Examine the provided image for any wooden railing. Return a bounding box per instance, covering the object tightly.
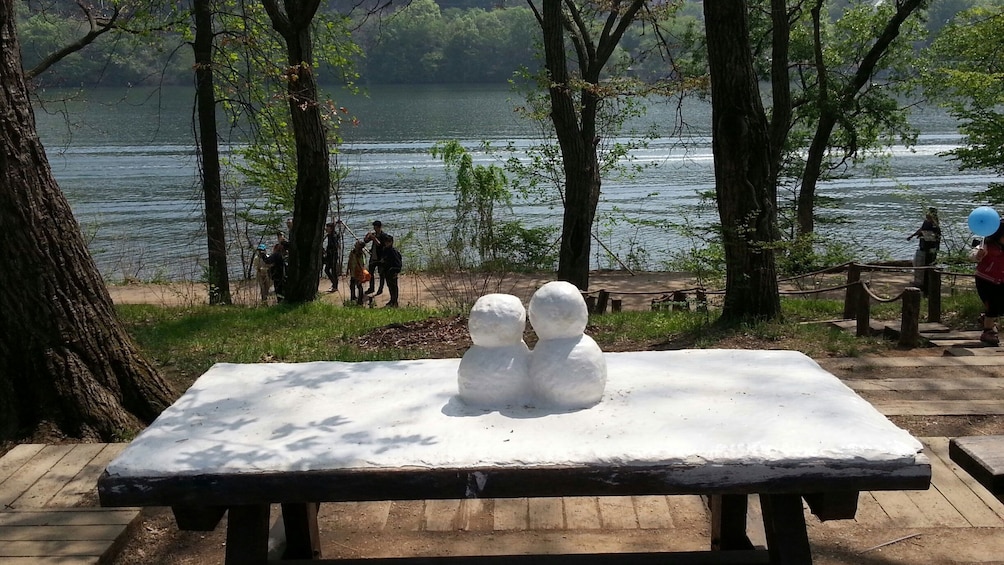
[582,261,968,348]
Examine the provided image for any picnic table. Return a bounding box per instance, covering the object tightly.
[98,349,931,564]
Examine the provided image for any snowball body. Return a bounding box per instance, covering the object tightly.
[457,343,531,407]
[529,335,606,409]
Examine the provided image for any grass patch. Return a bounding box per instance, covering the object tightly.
[118,302,445,391]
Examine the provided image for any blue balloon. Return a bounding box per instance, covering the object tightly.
[969,206,1001,237]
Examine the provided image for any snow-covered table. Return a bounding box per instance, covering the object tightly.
[98,350,930,564]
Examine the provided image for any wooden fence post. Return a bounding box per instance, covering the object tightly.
[672,290,687,312]
[611,299,622,312]
[927,270,942,323]
[596,290,609,315]
[585,295,596,313]
[900,287,922,348]
[844,264,861,320]
[696,290,707,312]
[856,281,871,337]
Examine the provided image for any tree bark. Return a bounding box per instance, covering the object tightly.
[535,0,644,291]
[194,0,232,305]
[0,0,174,440]
[704,0,781,323]
[262,0,329,304]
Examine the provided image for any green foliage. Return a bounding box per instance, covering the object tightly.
[923,5,1004,204]
[431,140,557,273]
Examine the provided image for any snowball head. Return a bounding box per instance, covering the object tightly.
[529,335,606,409]
[528,281,589,339]
[458,343,531,408]
[468,294,527,347]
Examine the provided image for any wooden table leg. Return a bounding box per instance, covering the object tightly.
[710,494,754,550]
[225,505,271,565]
[281,502,322,559]
[759,494,812,564]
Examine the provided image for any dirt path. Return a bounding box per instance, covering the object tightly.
[106,269,930,310]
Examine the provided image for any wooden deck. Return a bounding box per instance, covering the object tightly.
[4,354,1004,563]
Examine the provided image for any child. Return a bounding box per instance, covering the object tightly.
[347,240,368,305]
[252,243,272,304]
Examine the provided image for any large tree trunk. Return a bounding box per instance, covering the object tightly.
[194,0,231,305]
[541,0,599,291]
[704,0,781,324]
[263,0,329,304]
[0,0,174,441]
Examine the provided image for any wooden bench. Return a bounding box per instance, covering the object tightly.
[950,436,1004,502]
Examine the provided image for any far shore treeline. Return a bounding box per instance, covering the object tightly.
[16,0,962,89]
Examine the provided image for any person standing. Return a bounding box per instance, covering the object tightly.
[974,219,1004,346]
[382,235,403,307]
[365,220,390,296]
[252,243,272,304]
[347,240,368,306]
[907,207,941,289]
[265,243,286,303]
[322,222,340,293]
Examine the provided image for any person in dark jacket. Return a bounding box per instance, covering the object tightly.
[382,235,403,307]
[322,222,340,292]
[265,243,286,303]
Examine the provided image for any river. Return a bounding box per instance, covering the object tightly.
[32,84,990,282]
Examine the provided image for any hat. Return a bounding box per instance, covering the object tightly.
[257,243,267,251]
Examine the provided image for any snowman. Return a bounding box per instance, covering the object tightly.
[457,293,532,408]
[527,281,606,409]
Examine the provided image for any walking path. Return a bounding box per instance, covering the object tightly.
[3,354,1004,564]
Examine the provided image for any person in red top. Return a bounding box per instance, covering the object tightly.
[974,219,1004,345]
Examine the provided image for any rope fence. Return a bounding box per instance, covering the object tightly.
[581,261,966,347]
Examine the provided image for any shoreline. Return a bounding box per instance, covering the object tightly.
[104,269,930,310]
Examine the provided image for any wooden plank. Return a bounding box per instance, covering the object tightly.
[0,539,111,557]
[424,499,462,531]
[597,496,638,529]
[870,490,929,527]
[324,501,392,532]
[0,523,125,541]
[901,481,967,526]
[945,347,1004,357]
[666,495,709,530]
[927,437,1004,522]
[562,497,600,530]
[870,400,1004,416]
[0,445,45,485]
[0,558,97,565]
[921,438,1004,527]
[384,500,424,532]
[492,497,527,531]
[0,445,74,510]
[51,444,127,508]
[846,377,1004,392]
[457,499,491,532]
[853,492,890,527]
[0,509,138,527]
[818,356,1004,369]
[14,444,106,509]
[634,495,673,530]
[527,497,564,530]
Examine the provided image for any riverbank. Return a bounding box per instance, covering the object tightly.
[106,268,932,310]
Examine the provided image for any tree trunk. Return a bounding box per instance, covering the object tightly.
[703,0,781,323]
[795,0,925,236]
[263,0,329,304]
[194,0,231,305]
[0,0,174,441]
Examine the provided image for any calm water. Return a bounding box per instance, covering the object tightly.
[33,84,988,281]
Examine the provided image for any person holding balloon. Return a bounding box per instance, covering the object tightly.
[969,206,1004,346]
